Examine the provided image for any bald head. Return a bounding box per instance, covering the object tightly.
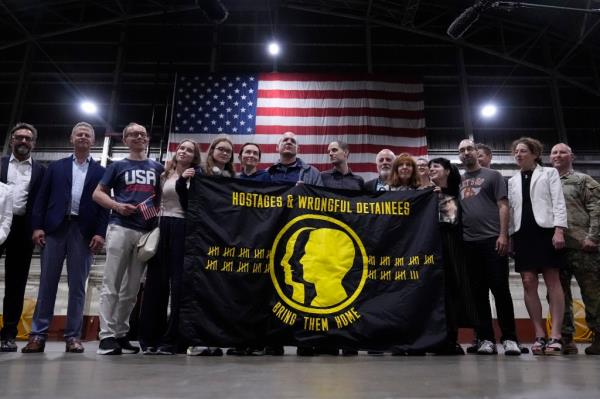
[375,149,395,179]
[278,131,298,163]
[550,142,574,174]
[458,139,479,171]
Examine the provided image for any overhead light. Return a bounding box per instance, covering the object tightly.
[80,100,98,115]
[267,41,280,56]
[480,103,498,119]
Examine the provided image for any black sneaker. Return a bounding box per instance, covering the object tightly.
[226,347,247,356]
[265,345,284,356]
[434,342,465,356]
[296,346,316,356]
[315,346,339,356]
[466,339,479,354]
[116,337,140,354]
[519,344,530,354]
[392,349,426,356]
[342,348,358,356]
[97,337,122,355]
[142,346,158,355]
[247,347,266,356]
[156,345,176,355]
[1,339,18,352]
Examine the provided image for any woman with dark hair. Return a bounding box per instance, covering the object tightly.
[428,157,477,355]
[139,139,202,355]
[205,135,235,177]
[385,153,419,191]
[509,137,567,355]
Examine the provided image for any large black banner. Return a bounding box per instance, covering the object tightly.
[180,176,446,352]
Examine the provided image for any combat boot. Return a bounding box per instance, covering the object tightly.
[562,335,578,355]
[584,330,600,355]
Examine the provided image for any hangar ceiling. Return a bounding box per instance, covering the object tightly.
[1,0,599,159]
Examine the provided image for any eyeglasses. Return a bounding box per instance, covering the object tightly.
[215,146,232,155]
[126,131,148,138]
[13,135,33,142]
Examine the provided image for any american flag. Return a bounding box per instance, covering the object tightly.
[170,73,427,179]
[137,194,159,221]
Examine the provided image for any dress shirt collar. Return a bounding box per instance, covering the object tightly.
[9,154,32,165]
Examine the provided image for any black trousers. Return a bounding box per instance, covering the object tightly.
[465,237,518,342]
[0,215,35,340]
[139,217,185,348]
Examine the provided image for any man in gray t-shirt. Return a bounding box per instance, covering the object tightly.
[458,139,521,356]
[461,167,506,241]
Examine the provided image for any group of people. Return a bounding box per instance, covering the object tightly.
[0,121,598,358]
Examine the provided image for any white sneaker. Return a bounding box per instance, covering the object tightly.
[502,339,521,356]
[477,340,497,355]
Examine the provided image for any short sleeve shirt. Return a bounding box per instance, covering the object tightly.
[100,158,164,231]
[459,167,507,241]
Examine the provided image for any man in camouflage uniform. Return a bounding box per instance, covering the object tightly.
[551,143,600,355]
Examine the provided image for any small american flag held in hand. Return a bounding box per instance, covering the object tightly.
[138,194,159,220]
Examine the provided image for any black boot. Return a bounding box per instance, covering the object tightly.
[585,330,600,355]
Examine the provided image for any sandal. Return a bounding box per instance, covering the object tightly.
[532,337,546,356]
[545,338,563,356]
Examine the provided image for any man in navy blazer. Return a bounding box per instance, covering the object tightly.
[0,122,46,352]
[21,122,108,353]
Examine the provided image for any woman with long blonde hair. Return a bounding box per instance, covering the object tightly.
[139,139,201,355]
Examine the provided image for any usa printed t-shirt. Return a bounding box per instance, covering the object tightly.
[100,158,164,232]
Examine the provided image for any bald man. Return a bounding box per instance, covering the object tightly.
[364,149,395,192]
[268,131,322,186]
[550,143,600,355]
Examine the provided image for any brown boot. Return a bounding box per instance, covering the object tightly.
[562,335,578,355]
[584,330,600,355]
[21,337,45,353]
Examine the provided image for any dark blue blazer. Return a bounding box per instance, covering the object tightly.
[1,155,46,233]
[31,155,109,241]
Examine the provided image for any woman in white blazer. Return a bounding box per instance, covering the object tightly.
[508,137,567,356]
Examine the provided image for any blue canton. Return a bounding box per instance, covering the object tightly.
[173,75,259,134]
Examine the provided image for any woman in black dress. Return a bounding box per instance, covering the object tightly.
[429,157,477,355]
[508,137,568,355]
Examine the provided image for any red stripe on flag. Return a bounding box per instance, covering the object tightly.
[256,107,424,119]
[254,125,425,137]
[258,89,423,101]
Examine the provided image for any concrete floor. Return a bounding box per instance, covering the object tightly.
[0,342,599,399]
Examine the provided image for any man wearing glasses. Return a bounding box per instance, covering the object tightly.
[0,122,46,352]
[93,122,164,355]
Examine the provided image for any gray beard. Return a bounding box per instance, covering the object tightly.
[14,144,30,157]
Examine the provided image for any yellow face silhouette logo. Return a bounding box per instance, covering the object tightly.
[271,214,368,314]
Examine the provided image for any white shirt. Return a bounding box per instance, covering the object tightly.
[160,173,185,218]
[6,154,32,216]
[71,155,91,216]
